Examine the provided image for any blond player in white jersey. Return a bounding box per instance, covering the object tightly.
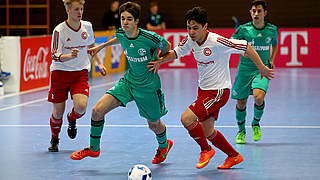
[148,7,274,169]
[48,0,107,152]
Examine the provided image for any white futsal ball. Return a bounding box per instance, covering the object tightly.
[128,164,152,180]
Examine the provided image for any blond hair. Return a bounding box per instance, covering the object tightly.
[62,0,85,9]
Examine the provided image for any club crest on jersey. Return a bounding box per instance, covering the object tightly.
[203,48,212,56]
[265,37,271,44]
[81,32,88,40]
[138,48,147,56]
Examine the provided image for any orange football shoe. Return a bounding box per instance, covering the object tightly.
[70,147,100,160]
[196,146,216,169]
[217,153,244,169]
[152,139,173,164]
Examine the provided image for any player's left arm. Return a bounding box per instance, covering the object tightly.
[269,44,278,69]
[88,43,107,76]
[269,28,279,69]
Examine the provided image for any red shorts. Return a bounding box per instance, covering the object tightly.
[189,88,230,122]
[48,70,89,103]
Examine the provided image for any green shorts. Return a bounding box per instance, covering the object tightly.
[107,78,167,122]
[231,68,269,100]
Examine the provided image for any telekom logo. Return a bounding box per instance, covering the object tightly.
[280,31,308,66]
[23,47,49,81]
[163,32,188,67]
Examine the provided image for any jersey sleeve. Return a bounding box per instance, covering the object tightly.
[151,32,169,52]
[173,35,192,58]
[231,26,244,40]
[216,35,248,54]
[87,22,95,45]
[51,28,63,62]
[272,27,279,46]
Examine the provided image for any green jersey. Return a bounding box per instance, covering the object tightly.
[116,28,168,91]
[232,22,278,68]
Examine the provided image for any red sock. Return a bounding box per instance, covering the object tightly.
[186,121,210,151]
[68,108,84,122]
[207,129,238,157]
[50,114,62,139]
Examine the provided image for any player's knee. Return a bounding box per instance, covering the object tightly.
[75,104,87,114]
[254,96,264,105]
[53,112,64,119]
[91,106,104,120]
[237,100,247,110]
[181,113,192,127]
[148,121,159,132]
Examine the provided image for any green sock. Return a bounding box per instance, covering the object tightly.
[90,119,105,152]
[236,106,246,133]
[252,102,265,126]
[156,128,168,149]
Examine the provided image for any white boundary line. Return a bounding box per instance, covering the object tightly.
[0,124,319,128]
[0,81,117,112]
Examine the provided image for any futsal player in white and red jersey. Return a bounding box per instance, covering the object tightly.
[48,0,107,152]
[148,7,274,169]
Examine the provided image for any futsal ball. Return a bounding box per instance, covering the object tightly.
[128,164,152,180]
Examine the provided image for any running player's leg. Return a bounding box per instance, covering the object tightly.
[181,109,214,169]
[70,78,131,160]
[199,89,243,169]
[48,70,70,152]
[67,70,90,139]
[67,94,88,139]
[236,98,248,144]
[251,74,269,141]
[148,119,173,164]
[232,69,252,144]
[202,118,243,169]
[252,88,266,141]
[133,88,172,164]
[48,102,66,152]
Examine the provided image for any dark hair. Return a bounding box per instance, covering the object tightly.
[119,1,141,20]
[185,7,208,26]
[251,0,267,11]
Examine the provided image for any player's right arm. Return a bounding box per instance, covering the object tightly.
[51,29,79,62]
[87,37,120,57]
[244,44,274,80]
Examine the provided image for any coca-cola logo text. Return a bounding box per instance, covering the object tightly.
[23,47,49,82]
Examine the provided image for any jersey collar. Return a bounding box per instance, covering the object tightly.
[126,28,141,40]
[65,20,81,32]
[196,30,209,46]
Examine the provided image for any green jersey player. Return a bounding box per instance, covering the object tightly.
[231,0,278,144]
[70,2,173,164]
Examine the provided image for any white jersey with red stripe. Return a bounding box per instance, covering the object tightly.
[50,20,94,72]
[174,31,248,90]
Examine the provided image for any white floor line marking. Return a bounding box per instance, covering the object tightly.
[0,81,117,112]
[0,124,319,128]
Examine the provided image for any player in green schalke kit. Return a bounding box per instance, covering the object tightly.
[231,0,278,144]
[70,2,173,164]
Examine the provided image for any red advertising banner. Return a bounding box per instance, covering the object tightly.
[155,28,320,68]
[20,36,52,92]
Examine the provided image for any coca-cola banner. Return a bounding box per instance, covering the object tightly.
[20,36,51,92]
[154,28,320,68]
